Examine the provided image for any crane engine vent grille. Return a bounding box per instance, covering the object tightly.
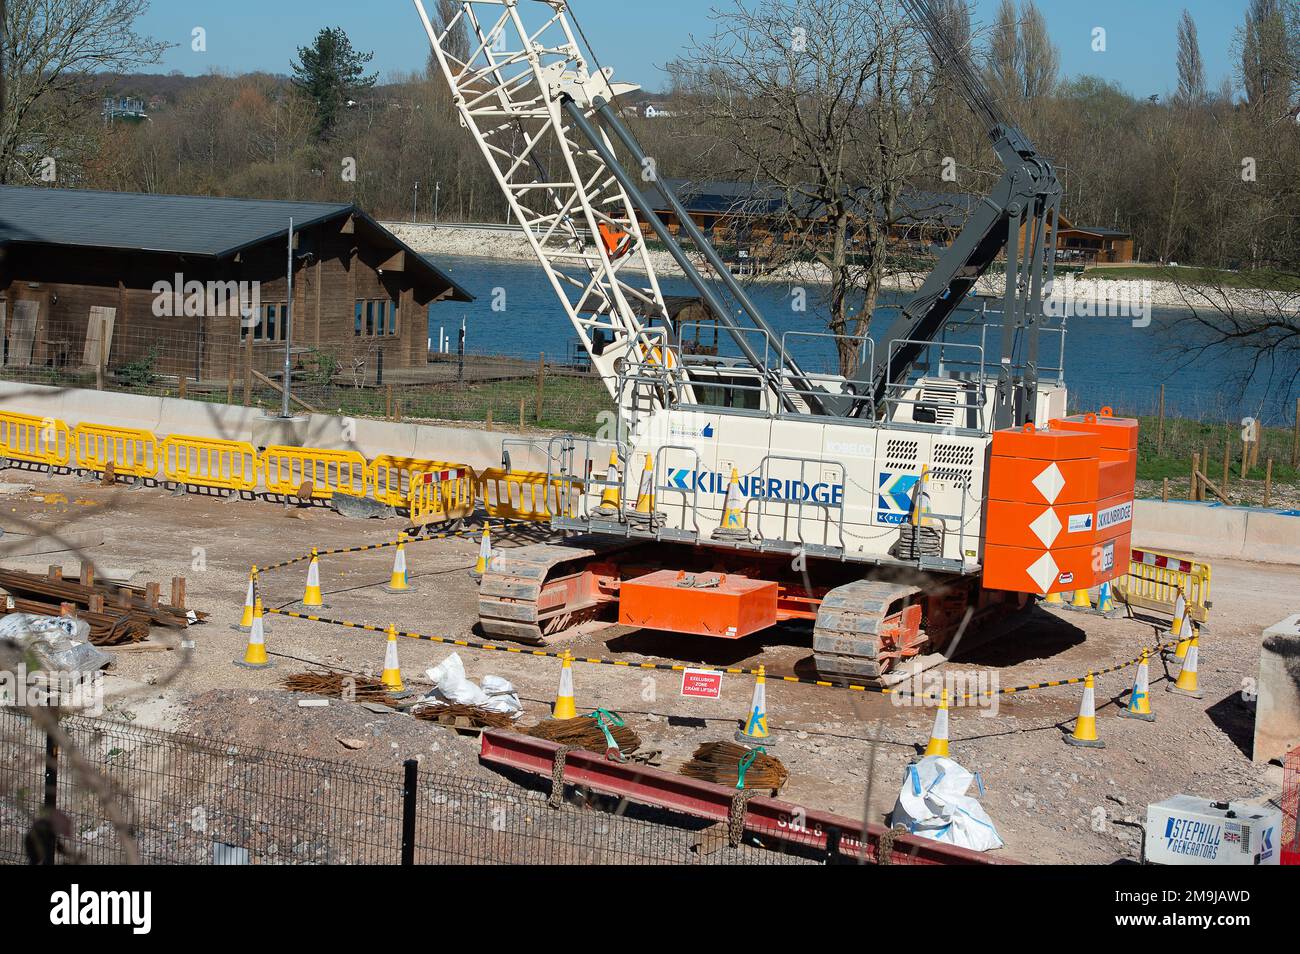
[886,438,920,472]
[919,383,963,426]
[931,443,975,488]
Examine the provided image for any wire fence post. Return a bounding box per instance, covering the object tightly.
[401,758,418,865]
[42,729,59,865]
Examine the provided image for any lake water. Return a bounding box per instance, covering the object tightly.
[426,254,1298,425]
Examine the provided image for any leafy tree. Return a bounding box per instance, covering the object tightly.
[290,26,377,140]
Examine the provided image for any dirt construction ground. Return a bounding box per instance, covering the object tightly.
[2,470,1293,864]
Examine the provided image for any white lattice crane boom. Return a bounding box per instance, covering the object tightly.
[415,0,677,401]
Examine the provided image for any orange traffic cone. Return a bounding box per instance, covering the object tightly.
[1168,632,1203,699]
[385,533,410,591]
[234,566,257,631]
[1064,672,1104,747]
[735,666,772,746]
[470,526,492,580]
[594,448,622,517]
[712,467,751,541]
[552,651,577,720]
[380,623,404,692]
[634,453,654,514]
[1169,585,1189,654]
[923,688,950,757]
[302,548,325,608]
[235,598,271,669]
[1118,650,1155,721]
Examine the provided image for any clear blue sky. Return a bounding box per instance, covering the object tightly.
[140,1,1249,98]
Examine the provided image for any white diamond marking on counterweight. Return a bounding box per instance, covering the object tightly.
[1027,551,1059,594]
[1032,462,1066,504]
[1029,507,1062,547]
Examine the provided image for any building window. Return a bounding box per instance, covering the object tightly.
[355,299,398,337]
[241,303,289,342]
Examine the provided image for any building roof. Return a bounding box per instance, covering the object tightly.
[0,185,473,301]
[1062,224,1131,238]
[643,178,978,230]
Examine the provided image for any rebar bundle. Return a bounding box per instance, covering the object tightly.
[679,742,789,793]
[281,670,402,707]
[413,704,514,730]
[527,715,641,755]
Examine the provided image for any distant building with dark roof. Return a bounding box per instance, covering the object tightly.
[0,186,471,383]
[640,178,1134,265]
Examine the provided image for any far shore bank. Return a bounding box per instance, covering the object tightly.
[389,221,1293,315]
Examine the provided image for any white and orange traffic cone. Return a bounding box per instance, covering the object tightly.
[302,548,325,608]
[470,526,492,580]
[385,533,410,592]
[380,623,404,692]
[552,651,577,720]
[234,566,257,631]
[1168,632,1203,699]
[235,598,271,669]
[923,688,951,757]
[593,448,622,517]
[1118,650,1155,721]
[735,665,773,746]
[1064,672,1104,747]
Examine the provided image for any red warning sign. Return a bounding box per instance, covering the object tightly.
[681,668,723,699]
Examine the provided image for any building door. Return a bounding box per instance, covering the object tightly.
[83,306,117,369]
[6,300,39,367]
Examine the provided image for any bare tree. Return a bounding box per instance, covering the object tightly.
[1176,10,1206,105]
[666,0,937,376]
[1240,0,1296,111]
[426,0,470,81]
[0,0,167,184]
[1017,0,1058,99]
[986,0,1020,106]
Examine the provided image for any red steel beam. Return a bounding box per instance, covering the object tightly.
[479,730,1013,865]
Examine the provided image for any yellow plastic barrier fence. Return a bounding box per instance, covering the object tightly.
[371,455,476,509]
[1114,547,1212,624]
[0,411,71,467]
[261,446,368,500]
[73,423,158,478]
[160,435,260,492]
[408,465,477,527]
[478,468,583,523]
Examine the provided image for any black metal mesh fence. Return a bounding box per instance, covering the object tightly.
[0,709,815,866]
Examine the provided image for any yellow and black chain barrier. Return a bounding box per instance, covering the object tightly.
[254,525,1179,703]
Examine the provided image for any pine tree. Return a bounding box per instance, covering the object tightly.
[291,27,378,140]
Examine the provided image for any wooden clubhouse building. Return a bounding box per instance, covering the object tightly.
[0,186,472,383]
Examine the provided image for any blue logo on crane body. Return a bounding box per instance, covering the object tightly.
[877,472,919,525]
[664,468,843,506]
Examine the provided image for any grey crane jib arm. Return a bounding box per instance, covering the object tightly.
[870,126,1060,417]
[870,0,1064,428]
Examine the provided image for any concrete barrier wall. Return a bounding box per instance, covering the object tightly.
[1134,499,1300,566]
[7,382,1297,563]
[0,381,555,473]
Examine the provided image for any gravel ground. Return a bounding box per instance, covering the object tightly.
[2,468,1293,864]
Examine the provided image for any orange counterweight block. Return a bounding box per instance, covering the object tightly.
[983,409,1138,597]
[619,570,779,638]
